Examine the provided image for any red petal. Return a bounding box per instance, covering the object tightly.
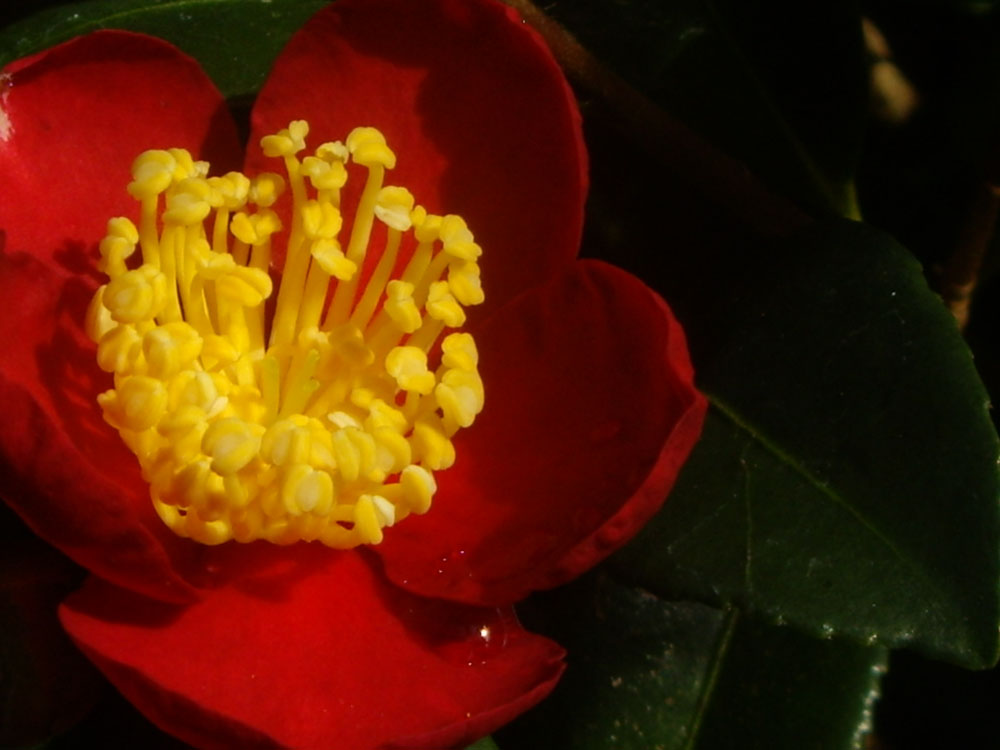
[376,260,707,605]
[0,30,242,264]
[248,0,587,313]
[0,247,199,603]
[60,546,565,750]
[0,31,241,600]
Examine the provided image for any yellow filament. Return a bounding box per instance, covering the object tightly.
[87,122,485,548]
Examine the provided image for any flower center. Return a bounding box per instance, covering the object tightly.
[86,121,485,548]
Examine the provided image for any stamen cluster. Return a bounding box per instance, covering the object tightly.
[86,121,485,547]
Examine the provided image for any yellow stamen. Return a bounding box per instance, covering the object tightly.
[87,122,485,548]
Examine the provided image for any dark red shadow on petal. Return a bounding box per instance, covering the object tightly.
[61,547,564,750]
[248,0,587,320]
[376,260,708,606]
[0,521,103,749]
[0,237,200,602]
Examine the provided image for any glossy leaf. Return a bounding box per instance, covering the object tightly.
[546,0,866,216]
[498,575,732,749]
[613,218,1000,667]
[0,0,328,100]
[696,611,887,750]
[498,574,886,750]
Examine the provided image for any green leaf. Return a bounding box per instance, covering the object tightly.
[0,0,328,100]
[465,738,499,750]
[546,0,867,217]
[499,575,733,750]
[613,218,1000,667]
[500,574,885,750]
[695,610,887,750]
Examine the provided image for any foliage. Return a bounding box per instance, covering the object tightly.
[2,0,999,747]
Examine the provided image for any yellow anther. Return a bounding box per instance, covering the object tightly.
[372,495,396,526]
[143,321,203,378]
[201,334,240,366]
[288,120,309,147]
[384,280,421,333]
[302,156,348,191]
[440,214,482,261]
[260,134,294,158]
[261,418,314,467]
[448,260,485,306]
[108,216,140,244]
[282,464,333,516]
[202,418,262,475]
[185,236,213,268]
[329,324,373,367]
[230,212,256,245]
[400,464,436,514]
[441,333,479,372]
[208,172,251,209]
[85,286,115,343]
[410,204,428,229]
[436,369,485,429]
[91,118,486,550]
[414,212,442,243]
[128,150,176,199]
[373,428,412,476]
[231,209,282,245]
[365,399,408,433]
[385,346,435,395]
[350,386,376,411]
[163,178,212,225]
[96,324,142,374]
[100,375,168,432]
[197,251,237,279]
[190,517,232,545]
[168,148,198,181]
[331,428,362,482]
[301,200,343,239]
[103,265,166,323]
[250,173,286,207]
[426,280,466,327]
[374,187,415,231]
[99,216,141,276]
[346,126,397,169]
[316,141,349,162]
[310,238,356,281]
[328,411,360,430]
[98,236,134,278]
[215,266,273,307]
[168,370,225,413]
[309,432,336,471]
[411,418,456,470]
[261,120,309,157]
[206,177,227,208]
[353,495,384,544]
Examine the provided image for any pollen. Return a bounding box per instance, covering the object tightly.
[87,121,485,548]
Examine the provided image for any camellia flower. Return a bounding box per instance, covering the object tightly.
[0,0,706,747]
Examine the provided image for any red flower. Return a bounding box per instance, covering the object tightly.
[0,0,706,747]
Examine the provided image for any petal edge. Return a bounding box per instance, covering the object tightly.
[61,547,565,750]
[377,260,707,605]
